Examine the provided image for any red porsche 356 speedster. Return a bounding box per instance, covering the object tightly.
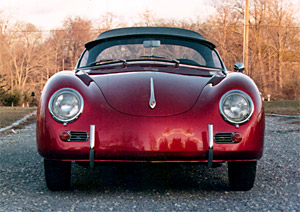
[36,27,264,191]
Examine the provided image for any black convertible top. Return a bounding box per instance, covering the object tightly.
[85,27,215,49]
[97,27,205,40]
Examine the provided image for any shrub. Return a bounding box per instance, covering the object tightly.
[0,89,33,106]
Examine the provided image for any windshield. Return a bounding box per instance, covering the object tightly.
[78,37,223,69]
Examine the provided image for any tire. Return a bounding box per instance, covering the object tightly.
[228,161,257,191]
[44,159,71,191]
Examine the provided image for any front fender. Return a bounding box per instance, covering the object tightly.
[36,71,105,159]
[193,72,265,160]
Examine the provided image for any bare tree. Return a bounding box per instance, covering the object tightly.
[0,2,299,101]
[134,9,160,27]
[1,21,43,93]
[62,17,93,69]
[204,0,244,70]
[204,0,299,99]
[96,12,127,33]
[249,0,300,98]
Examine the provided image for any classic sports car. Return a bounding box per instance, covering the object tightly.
[36,27,264,191]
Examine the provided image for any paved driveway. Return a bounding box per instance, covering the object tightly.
[0,117,299,212]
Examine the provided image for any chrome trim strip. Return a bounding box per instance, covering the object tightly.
[149,77,156,109]
[84,61,222,73]
[89,125,95,168]
[214,49,227,75]
[208,124,214,168]
[208,124,214,149]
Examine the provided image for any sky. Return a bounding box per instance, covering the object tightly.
[0,0,216,30]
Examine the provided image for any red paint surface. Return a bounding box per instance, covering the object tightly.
[36,65,264,163]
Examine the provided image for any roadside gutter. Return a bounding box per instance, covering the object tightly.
[0,110,37,133]
[266,113,300,119]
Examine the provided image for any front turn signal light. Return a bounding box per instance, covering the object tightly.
[232,132,242,143]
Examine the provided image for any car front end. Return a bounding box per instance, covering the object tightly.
[36,27,264,191]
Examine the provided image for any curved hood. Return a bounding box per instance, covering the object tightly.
[90,70,214,117]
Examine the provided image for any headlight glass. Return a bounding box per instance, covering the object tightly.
[219,90,254,124]
[49,88,84,123]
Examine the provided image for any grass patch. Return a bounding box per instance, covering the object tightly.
[0,107,36,128]
[264,100,300,116]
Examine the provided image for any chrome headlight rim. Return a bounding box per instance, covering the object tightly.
[48,88,84,123]
[219,90,254,125]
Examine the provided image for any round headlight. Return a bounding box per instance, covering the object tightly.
[219,90,254,124]
[49,88,84,123]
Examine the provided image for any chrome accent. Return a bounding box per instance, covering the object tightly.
[219,90,254,125]
[75,49,87,69]
[69,131,89,142]
[214,132,233,143]
[214,49,227,75]
[208,124,214,149]
[84,61,222,73]
[208,124,214,168]
[89,125,95,168]
[149,77,156,109]
[48,88,84,124]
[234,62,245,73]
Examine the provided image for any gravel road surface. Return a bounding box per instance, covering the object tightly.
[0,117,299,212]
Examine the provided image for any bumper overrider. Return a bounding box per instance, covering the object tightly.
[89,125,95,168]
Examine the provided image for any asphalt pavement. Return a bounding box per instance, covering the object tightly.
[0,116,299,212]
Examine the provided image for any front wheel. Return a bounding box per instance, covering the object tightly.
[228,161,257,191]
[44,159,71,191]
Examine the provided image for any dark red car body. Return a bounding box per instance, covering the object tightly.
[36,27,264,191]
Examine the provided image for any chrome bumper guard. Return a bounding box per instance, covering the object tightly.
[208,124,214,168]
[89,125,95,168]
